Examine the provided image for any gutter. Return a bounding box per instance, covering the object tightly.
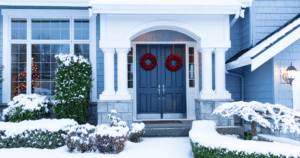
[225,70,245,126]
[230,8,245,28]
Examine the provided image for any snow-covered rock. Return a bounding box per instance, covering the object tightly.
[189,120,300,157]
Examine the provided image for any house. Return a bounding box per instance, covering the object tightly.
[0,0,299,139]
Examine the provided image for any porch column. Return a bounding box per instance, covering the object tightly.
[100,48,116,100]
[214,48,231,99]
[200,48,215,99]
[115,48,131,100]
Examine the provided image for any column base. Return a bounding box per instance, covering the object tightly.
[215,91,232,99]
[99,94,117,100]
[199,93,231,100]
[114,94,132,100]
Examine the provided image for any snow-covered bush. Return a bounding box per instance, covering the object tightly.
[53,54,92,124]
[0,119,77,149]
[1,94,50,122]
[129,122,145,143]
[213,101,300,140]
[108,110,127,127]
[190,120,300,158]
[64,123,129,154]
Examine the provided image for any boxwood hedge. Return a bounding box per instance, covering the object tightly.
[190,141,294,158]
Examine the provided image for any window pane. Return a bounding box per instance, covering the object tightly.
[11,19,27,40]
[31,19,70,40]
[127,48,133,88]
[32,44,70,97]
[11,44,27,99]
[74,44,89,59]
[189,47,195,87]
[74,19,89,40]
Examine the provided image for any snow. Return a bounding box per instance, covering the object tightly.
[55,54,90,67]
[89,0,244,6]
[213,101,300,134]
[0,137,193,158]
[130,123,145,133]
[91,124,129,137]
[2,94,49,120]
[0,119,78,138]
[259,134,300,147]
[189,120,300,157]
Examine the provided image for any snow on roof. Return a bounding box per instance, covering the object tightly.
[89,0,244,7]
[226,13,300,71]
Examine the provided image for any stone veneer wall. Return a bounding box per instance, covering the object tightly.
[97,100,133,126]
[195,99,235,126]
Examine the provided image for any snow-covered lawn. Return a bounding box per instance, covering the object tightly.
[259,134,300,147]
[1,137,193,158]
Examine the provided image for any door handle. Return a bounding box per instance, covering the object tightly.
[163,85,165,99]
[158,85,161,99]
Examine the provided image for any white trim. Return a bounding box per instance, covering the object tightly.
[2,9,96,103]
[0,0,90,7]
[2,9,89,17]
[226,56,251,70]
[293,72,300,111]
[226,16,300,71]
[251,26,300,71]
[91,5,242,15]
[90,15,97,102]
[2,15,10,103]
[132,41,197,121]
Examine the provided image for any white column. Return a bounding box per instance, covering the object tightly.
[215,48,231,99]
[100,48,116,100]
[115,48,131,100]
[200,48,215,99]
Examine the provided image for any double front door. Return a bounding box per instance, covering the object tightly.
[136,44,186,119]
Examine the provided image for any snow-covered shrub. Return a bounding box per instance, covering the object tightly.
[2,94,50,122]
[53,54,92,124]
[129,122,145,143]
[64,123,129,154]
[213,101,300,140]
[108,110,127,127]
[189,120,300,158]
[0,119,77,149]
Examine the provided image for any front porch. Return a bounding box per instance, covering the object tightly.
[91,1,249,124]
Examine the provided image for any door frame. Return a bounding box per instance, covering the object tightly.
[129,41,199,121]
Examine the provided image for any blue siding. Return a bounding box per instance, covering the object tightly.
[250,0,300,107]
[243,59,274,104]
[241,7,251,50]
[0,9,2,103]
[96,14,104,99]
[273,39,300,109]
[253,0,300,45]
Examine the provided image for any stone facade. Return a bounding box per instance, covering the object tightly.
[97,100,133,126]
[195,99,235,126]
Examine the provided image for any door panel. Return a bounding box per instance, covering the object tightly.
[137,44,186,116]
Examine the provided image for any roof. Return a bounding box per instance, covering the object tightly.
[226,13,300,71]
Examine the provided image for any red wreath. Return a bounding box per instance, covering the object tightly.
[140,53,157,71]
[165,54,183,71]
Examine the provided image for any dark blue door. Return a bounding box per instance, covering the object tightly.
[137,44,186,118]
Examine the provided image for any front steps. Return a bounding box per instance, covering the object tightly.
[141,120,244,137]
[142,121,192,137]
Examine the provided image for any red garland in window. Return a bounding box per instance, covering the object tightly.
[140,53,157,71]
[165,54,183,71]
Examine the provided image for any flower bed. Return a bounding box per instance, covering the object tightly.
[189,120,300,158]
[0,119,77,149]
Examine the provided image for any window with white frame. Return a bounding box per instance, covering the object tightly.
[7,14,92,100]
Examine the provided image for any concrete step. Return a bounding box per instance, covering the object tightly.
[142,120,192,137]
